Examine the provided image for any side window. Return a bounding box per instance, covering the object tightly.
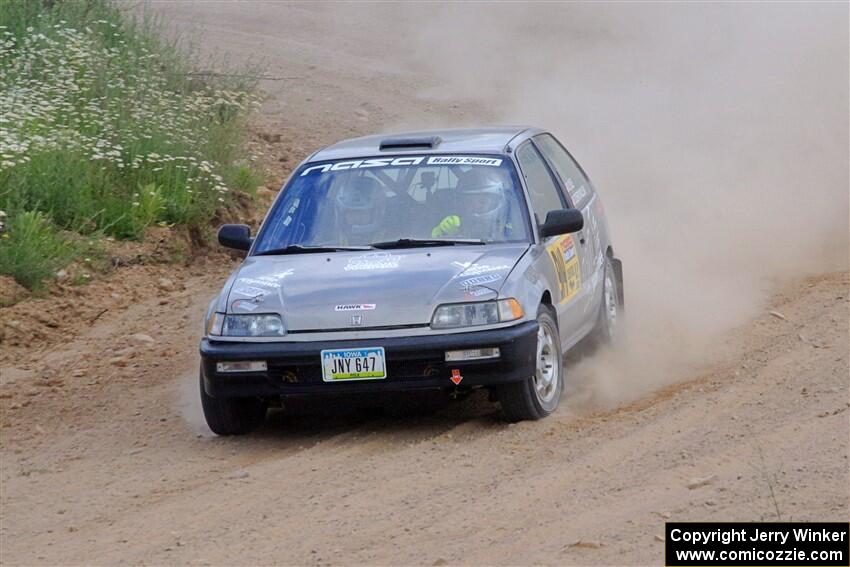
[515,141,566,224]
[534,133,593,209]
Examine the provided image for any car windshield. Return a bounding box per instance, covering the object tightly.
[252,155,531,253]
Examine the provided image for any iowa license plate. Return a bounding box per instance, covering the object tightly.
[320,347,386,382]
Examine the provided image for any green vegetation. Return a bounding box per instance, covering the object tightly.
[0,0,261,289]
[0,210,76,290]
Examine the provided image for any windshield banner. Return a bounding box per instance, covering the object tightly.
[300,156,503,176]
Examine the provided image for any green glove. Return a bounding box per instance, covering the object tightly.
[431,215,461,237]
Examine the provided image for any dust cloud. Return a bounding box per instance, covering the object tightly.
[163,3,847,410]
[361,3,850,405]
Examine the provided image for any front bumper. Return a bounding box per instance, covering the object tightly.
[200,321,538,398]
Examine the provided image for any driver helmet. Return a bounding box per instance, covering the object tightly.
[456,168,508,225]
[335,176,386,236]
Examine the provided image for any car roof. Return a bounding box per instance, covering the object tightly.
[309,126,544,162]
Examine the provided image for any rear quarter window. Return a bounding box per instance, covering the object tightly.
[515,142,566,224]
[534,133,594,209]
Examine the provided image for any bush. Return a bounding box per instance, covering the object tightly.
[0,0,260,288]
[0,210,76,290]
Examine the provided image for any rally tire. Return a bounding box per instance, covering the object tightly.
[498,305,563,422]
[199,366,268,435]
[589,255,621,348]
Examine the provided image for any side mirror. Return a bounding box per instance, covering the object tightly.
[218,224,252,251]
[540,209,584,238]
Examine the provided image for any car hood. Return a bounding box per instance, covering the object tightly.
[225,244,529,331]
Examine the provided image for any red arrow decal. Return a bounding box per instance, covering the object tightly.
[450,369,463,385]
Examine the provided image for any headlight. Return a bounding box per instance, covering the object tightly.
[206,312,224,336]
[207,313,285,337]
[430,298,524,329]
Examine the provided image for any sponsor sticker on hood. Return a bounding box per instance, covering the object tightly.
[459,273,502,290]
[334,304,377,311]
[344,252,401,271]
[451,261,511,277]
[236,269,294,290]
[232,299,260,312]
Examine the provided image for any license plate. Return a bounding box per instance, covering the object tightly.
[320,347,386,382]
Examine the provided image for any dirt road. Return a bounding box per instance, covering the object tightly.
[1,266,847,565]
[1,3,848,566]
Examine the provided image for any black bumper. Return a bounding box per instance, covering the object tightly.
[200,321,538,398]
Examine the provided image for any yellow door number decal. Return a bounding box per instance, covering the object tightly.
[547,234,581,303]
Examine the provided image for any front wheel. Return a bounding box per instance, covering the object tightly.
[199,366,267,435]
[497,305,563,422]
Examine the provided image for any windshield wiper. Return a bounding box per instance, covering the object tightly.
[370,238,485,249]
[254,244,372,256]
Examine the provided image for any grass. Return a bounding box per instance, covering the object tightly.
[0,210,77,290]
[0,0,262,290]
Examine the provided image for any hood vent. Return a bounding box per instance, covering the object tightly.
[379,136,442,151]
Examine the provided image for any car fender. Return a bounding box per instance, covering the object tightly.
[500,246,552,325]
[203,269,243,332]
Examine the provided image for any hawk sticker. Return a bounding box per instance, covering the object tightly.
[547,234,581,303]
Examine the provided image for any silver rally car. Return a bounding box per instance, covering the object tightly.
[200,127,624,434]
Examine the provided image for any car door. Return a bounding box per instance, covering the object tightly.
[533,133,605,326]
[514,140,591,348]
